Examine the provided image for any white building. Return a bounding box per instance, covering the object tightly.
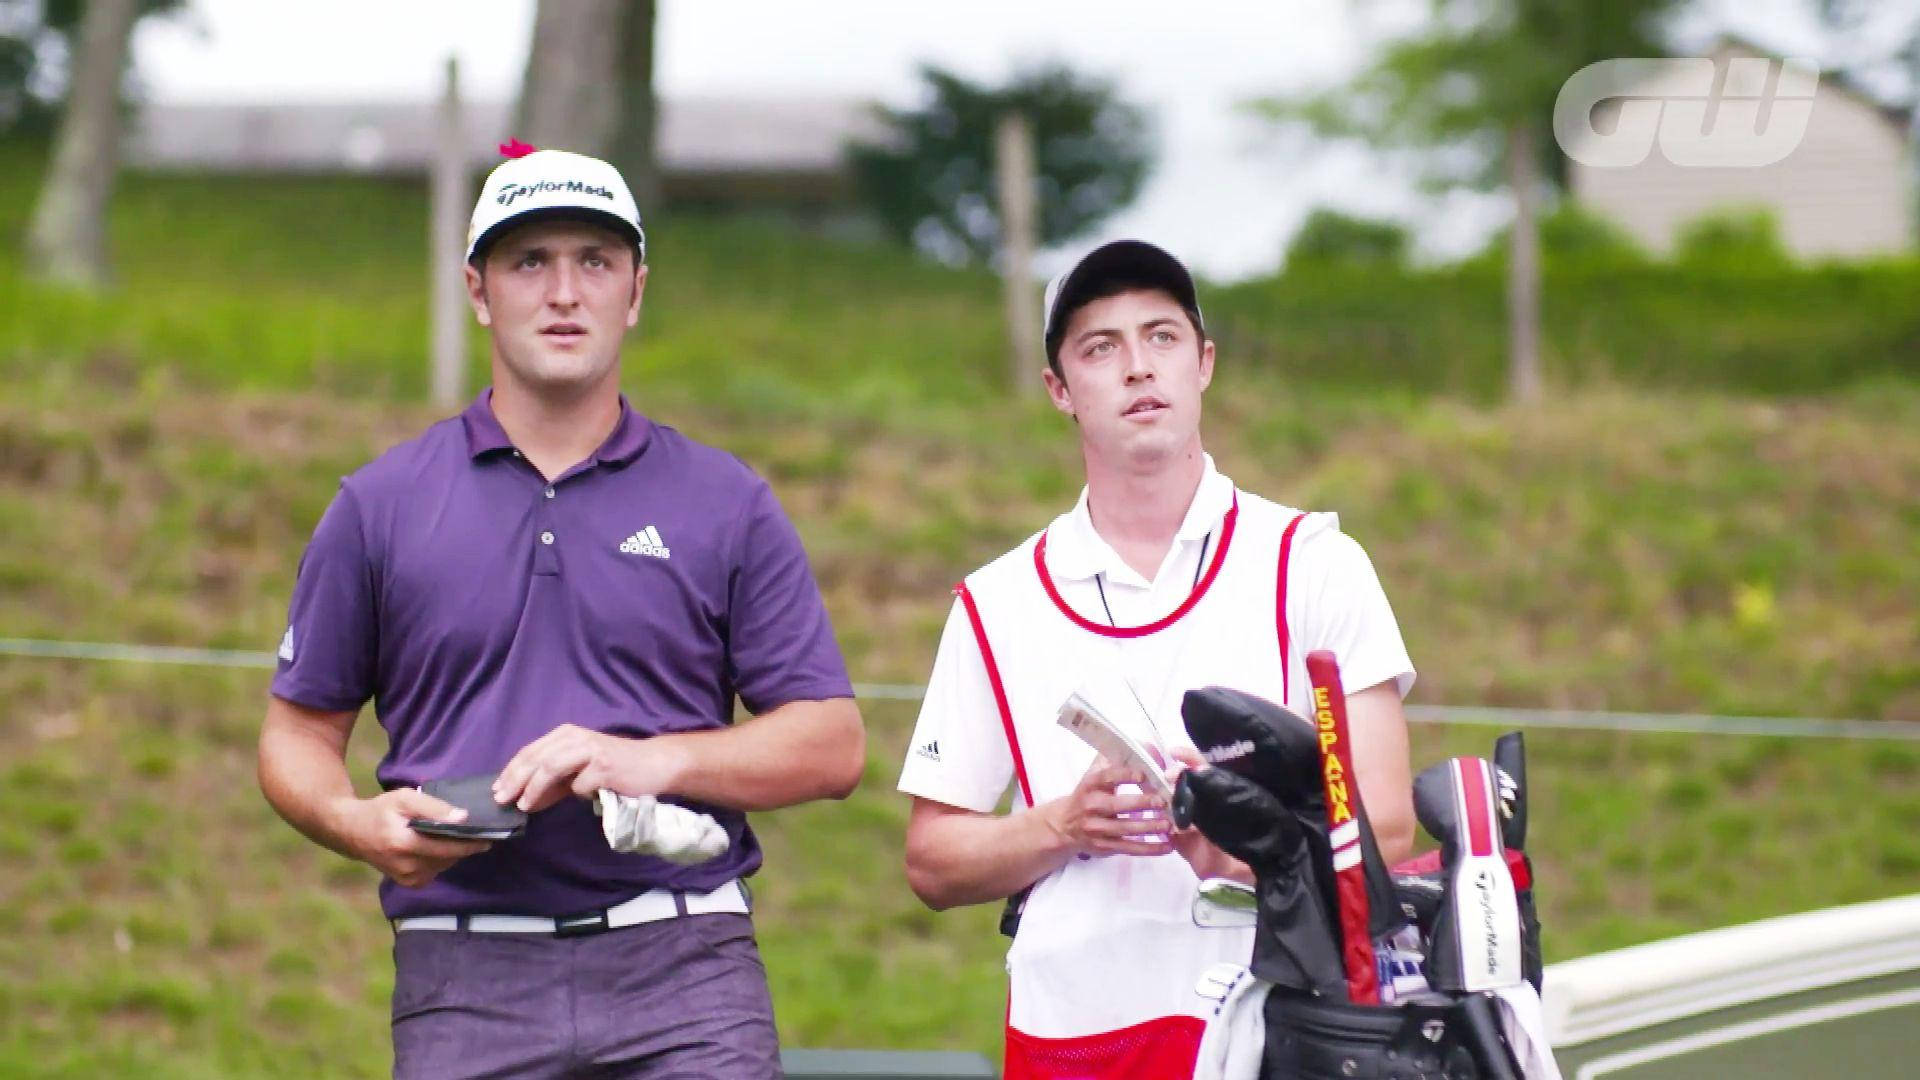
[1569,37,1915,259]
[124,96,883,214]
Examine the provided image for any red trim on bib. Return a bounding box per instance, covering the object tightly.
[956,582,1034,808]
[1004,1014,1205,1080]
[1274,511,1307,703]
[1032,494,1239,638]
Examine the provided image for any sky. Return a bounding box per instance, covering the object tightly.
[131,0,1843,280]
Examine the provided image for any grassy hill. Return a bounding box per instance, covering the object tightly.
[1,170,1916,1076]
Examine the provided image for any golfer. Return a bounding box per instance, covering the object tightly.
[898,241,1417,1078]
[258,145,863,1078]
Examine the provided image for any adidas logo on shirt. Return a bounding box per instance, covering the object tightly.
[619,526,671,559]
[915,739,941,762]
[277,627,295,662]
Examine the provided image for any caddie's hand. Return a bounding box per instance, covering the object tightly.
[1163,745,1204,786]
[1163,748,1255,883]
[341,787,491,889]
[1042,758,1174,858]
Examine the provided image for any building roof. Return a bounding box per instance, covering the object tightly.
[1712,33,1914,133]
[124,95,886,175]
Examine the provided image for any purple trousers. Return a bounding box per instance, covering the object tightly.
[390,913,782,1079]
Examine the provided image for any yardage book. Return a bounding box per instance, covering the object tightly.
[1057,688,1176,801]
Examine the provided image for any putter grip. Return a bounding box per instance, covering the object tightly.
[1305,650,1380,1005]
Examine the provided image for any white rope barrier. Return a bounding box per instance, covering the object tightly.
[3,637,1916,741]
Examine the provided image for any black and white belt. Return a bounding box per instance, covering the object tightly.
[391,879,748,937]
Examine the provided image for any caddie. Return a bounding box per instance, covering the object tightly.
[897,240,1418,1078]
[259,143,863,1079]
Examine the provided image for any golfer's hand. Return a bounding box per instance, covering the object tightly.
[494,724,690,813]
[342,787,491,889]
[1042,759,1174,858]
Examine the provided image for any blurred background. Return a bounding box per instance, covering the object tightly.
[1,0,1916,1076]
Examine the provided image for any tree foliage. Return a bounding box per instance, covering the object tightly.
[1249,0,1683,403]
[1468,203,1646,266]
[1252,0,1681,192]
[847,62,1153,265]
[1674,207,1791,267]
[1286,207,1412,268]
[0,0,182,134]
[1816,0,1920,114]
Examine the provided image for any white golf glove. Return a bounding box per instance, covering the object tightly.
[593,790,730,865]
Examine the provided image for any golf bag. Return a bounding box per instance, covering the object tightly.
[1177,687,1556,1080]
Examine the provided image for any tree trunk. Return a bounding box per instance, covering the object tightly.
[1505,121,1543,405]
[514,0,622,158]
[430,57,470,410]
[611,0,660,217]
[995,112,1042,393]
[24,0,140,290]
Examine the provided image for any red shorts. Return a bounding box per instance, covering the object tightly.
[1004,1014,1206,1080]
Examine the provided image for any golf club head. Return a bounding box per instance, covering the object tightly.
[1415,755,1527,868]
[1412,758,1461,853]
[1411,757,1526,993]
[1180,686,1323,810]
[1493,731,1526,851]
[1197,877,1258,910]
[1191,877,1258,928]
[1390,863,1447,933]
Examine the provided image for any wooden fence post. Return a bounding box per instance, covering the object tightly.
[995,111,1042,393]
[430,56,470,408]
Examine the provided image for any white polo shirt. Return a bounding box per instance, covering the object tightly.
[899,455,1416,1065]
[901,455,1414,816]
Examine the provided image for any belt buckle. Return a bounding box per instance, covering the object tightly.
[554,909,611,938]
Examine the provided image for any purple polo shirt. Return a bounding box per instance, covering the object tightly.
[270,391,854,919]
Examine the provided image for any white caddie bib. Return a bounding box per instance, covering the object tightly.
[956,489,1333,1069]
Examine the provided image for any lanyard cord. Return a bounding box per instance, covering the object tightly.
[1092,532,1212,627]
[1088,530,1215,755]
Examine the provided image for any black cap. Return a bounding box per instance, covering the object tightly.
[1042,240,1204,359]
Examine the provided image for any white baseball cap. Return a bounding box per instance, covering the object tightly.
[466,143,646,263]
[1042,240,1204,359]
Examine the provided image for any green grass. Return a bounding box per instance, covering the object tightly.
[1,167,1917,1074]
[1205,259,1920,399]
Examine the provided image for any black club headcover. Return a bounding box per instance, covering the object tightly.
[1182,686,1406,943]
[1176,766,1348,999]
[1180,685,1323,803]
[1493,732,1527,851]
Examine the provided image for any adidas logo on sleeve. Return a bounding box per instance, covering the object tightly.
[619,526,671,559]
[915,739,941,762]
